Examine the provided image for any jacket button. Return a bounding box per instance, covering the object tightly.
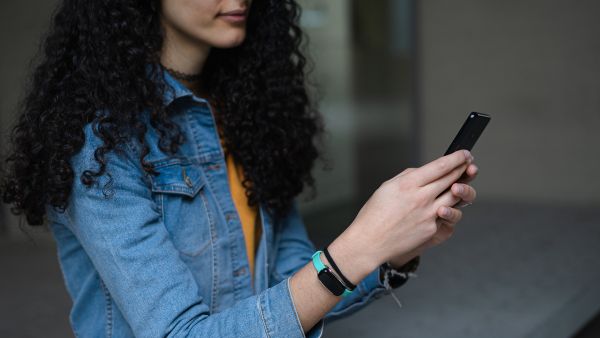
[225,212,236,222]
[234,267,247,276]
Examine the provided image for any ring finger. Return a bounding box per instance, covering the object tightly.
[437,205,463,225]
[451,183,477,204]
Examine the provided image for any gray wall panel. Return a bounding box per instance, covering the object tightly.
[418,0,600,206]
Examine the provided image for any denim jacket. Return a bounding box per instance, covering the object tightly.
[46,69,393,338]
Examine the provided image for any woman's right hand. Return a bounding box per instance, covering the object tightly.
[327,150,474,283]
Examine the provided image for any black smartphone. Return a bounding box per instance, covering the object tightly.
[444,112,491,156]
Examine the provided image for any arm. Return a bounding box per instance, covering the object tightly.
[66,123,476,336]
[270,203,397,324]
[63,124,370,336]
[275,153,479,330]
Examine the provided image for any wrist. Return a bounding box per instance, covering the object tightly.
[388,250,421,270]
[327,232,381,286]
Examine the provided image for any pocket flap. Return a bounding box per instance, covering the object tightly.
[149,161,205,198]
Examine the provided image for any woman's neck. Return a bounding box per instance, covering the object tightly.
[160,19,211,95]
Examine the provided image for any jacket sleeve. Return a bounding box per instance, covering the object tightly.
[60,123,310,338]
[270,202,393,329]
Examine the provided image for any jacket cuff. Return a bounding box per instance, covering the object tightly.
[363,267,388,293]
[257,278,324,338]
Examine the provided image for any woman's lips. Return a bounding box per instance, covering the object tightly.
[218,9,248,23]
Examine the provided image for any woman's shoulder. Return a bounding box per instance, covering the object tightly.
[70,120,143,176]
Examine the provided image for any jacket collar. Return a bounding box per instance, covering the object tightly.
[150,64,209,107]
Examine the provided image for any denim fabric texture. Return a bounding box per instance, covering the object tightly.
[46,69,390,337]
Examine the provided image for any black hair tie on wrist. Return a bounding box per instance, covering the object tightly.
[323,246,357,290]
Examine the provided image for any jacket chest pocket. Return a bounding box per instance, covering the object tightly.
[149,160,214,257]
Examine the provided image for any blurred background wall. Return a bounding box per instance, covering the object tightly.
[419,0,600,207]
[0,0,60,238]
[1,0,599,337]
[297,0,416,214]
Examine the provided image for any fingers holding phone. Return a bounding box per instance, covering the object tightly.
[406,149,473,187]
[420,112,491,250]
[390,112,490,256]
[340,113,490,271]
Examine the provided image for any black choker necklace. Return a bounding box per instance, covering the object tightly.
[161,64,202,82]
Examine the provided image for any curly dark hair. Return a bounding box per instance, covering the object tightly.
[1,0,322,226]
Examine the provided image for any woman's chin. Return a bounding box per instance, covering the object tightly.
[209,31,247,49]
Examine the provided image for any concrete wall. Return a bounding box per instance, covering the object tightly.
[418,0,600,206]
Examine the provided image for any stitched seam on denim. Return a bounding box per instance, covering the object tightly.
[147,157,190,169]
[185,111,220,312]
[229,209,241,300]
[201,191,219,315]
[203,158,244,300]
[158,192,164,216]
[185,186,212,257]
[186,110,202,159]
[257,295,272,338]
[259,206,269,293]
[184,106,222,164]
[194,102,248,300]
[269,227,282,284]
[99,277,113,338]
[151,186,196,197]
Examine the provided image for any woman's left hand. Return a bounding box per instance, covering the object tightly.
[387,162,479,268]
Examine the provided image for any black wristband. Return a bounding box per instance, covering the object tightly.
[323,246,357,290]
[317,267,347,296]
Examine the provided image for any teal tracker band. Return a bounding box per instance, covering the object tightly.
[312,251,353,297]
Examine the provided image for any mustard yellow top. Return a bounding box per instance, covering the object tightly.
[219,132,261,280]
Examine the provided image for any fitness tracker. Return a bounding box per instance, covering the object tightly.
[311,251,353,297]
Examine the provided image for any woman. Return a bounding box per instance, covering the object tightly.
[1,0,478,337]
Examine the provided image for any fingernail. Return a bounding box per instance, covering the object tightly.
[442,207,451,217]
[454,185,464,194]
[462,150,471,160]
